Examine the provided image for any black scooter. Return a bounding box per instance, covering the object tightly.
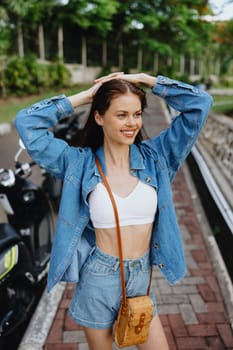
[43,108,87,211]
[0,140,54,339]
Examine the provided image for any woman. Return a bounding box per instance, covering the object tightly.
[15,72,213,350]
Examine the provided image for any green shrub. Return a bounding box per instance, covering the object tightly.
[5,56,31,96]
[24,55,50,92]
[4,56,71,96]
[48,61,71,88]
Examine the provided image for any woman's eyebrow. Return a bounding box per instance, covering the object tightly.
[116,109,142,113]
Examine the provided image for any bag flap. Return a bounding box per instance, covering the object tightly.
[127,296,153,326]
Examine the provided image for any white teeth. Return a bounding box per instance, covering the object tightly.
[122,130,134,136]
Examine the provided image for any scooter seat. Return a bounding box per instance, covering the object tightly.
[0,223,20,253]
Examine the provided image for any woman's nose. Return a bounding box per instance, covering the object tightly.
[125,115,135,125]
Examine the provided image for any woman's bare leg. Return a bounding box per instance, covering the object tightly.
[137,314,169,350]
[83,326,113,350]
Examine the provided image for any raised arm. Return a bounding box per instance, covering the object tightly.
[95,73,213,181]
[142,75,213,181]
[14,72,126,178]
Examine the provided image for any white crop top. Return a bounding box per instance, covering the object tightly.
[88,181,157,228]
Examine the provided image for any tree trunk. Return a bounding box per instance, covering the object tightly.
[137,48,142,71]
[179,55,185,75]
[198,59,204,76]
[215,59,220,76]
[118,42,123,69]
[58,25,64,61]
[167,56,172,66]
[0,57,7,97]
[17,19,24,58]
[153,53,159,74]
[38,24,45,60]
[82,35,87,66]
[102,39,107,67]
[190,57,195,76]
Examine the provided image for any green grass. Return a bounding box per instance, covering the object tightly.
[211,95,233,116]
[1,88,233,123]
[0,86,89,123]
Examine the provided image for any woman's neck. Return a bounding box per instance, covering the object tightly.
[103,142,130,169]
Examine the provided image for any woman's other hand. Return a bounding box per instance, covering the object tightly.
[95,72,157,88]
[68,72,124,108]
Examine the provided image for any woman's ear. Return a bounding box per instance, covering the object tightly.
[94,111,104,126]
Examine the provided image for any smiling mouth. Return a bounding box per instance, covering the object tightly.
[121,130,136,137]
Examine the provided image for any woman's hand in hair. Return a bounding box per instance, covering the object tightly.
[118,73,157,88]
[95,72,156,88]
[94,71,124,84]
[68,72,124,108]
[67,81,102,108]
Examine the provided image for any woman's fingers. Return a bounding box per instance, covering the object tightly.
[94,72,124,83]
[94,72,144,86]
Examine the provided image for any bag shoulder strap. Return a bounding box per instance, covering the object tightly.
[95,158,152,306]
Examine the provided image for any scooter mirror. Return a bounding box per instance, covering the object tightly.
[19,138,26,149]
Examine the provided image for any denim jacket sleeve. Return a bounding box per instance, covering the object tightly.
[145,75,213,181]
[14,76,213,181]
[14,95,75,178]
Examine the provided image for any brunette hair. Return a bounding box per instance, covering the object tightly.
[80,79,147,151]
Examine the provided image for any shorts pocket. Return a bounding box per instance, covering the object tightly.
[83,253,118,277]
[87,260,116,277]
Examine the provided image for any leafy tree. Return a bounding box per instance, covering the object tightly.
[0,0,226,82]
[62,0,118,34]
[3,0,33,57]
[214,19,233,74]
[24,0,58,60]
[109,0,214,72]
[0,6,10,56]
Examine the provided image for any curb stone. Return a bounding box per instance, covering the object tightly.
[163,98,233,330]
[0,123,11,136]
[18,283,66,350]
[183,162,233,329]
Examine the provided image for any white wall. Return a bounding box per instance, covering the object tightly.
[66,64,102,84]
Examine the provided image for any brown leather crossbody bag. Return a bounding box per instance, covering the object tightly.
[96,158,154,348]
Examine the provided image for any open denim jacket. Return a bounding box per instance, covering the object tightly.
[14,76,213,291]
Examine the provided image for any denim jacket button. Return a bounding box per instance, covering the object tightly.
[146,176,151,183]
[154,243,159,249]
[130,261,137,268]
[158,263,164,269]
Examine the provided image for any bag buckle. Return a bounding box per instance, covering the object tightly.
[135,313,146,334]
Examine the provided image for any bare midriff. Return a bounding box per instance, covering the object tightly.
[95,223,153,259]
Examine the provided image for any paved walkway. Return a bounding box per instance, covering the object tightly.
[25,93,233,349]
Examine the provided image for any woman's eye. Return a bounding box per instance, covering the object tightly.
[116,112,142,119]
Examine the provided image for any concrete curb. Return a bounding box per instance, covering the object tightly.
[164,99,233,328]
[183,162,233,329]
[18,283,66,350]
[0,123,12,136]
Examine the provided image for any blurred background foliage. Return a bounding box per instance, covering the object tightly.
[0,0,233,97]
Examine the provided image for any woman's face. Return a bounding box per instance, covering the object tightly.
[94,93,142,147]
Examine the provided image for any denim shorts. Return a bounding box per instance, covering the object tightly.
[68,246,157,329]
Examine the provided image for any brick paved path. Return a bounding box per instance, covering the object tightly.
[44,94,233,350]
